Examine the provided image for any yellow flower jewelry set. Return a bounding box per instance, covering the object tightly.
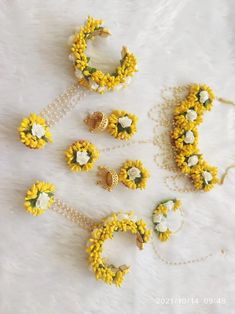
[17,16,235,287]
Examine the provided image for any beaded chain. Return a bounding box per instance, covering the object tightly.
[40,83,86,127]
[51,198,98,232]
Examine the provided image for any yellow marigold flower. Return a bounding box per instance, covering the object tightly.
[24,181,55,216]
[65,140,99,172]
[87,213,151,286]
[107,110,138,140]
[119,160,150,190]
[69,17,137,93]
[18,113,52,149]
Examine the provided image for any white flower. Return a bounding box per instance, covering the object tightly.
[199,90,209,104]
[97,86,107,93]
[89,79,99,91]
[67,35,75,46]
[202,171,213,184]
[31,123,45,139]
[115,84,124,91]
[118,116,132,128]
[184,131,195,144]
[117,213,129,220]
[155,222,167,233]
[153,213,163,224]
[36,192,50,210]
[68,54,76,63]
[124,76,132,86]
[74,69,83,80]
[187,155,199,167]
[76,151,90,166]
[186,109,197,121]
[127,167,141,181]
[164,200,174,211]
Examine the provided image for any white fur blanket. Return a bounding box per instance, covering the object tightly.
[0,0,235,313]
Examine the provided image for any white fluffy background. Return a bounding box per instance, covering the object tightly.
[0,0,235,313]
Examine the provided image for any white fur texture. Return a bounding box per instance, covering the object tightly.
[0,0,235,313]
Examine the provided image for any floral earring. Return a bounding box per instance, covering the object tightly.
[65,140,99,172]
[84,110,138,140]
[97,160,150,191]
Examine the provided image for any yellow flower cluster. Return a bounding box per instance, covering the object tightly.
[70,16,137,93]
[18,113,52,149]
[86,212,151,286]
[119,160,150,190]
[65,140,99,172]
[24,181,55,216]
[172,84,219,192]
[107,110,138,140]
[152,199,181,242]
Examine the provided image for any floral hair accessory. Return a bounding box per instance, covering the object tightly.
[84,110,138,140]
[97,160,150,191]
[152,199,183,242]
[24,181,151,287]
[65,140,99,172]
[69,16,137,93]
[18,16,137,150]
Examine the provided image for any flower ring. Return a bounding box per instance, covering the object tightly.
[152,199,182,241]
[18,113,52,149]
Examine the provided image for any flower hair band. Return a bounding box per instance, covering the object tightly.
[18,16,138,150]
[84,110,138,140]
[97,160,150,191]
[24,181,151,287]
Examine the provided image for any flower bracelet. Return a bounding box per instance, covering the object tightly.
[24,181,151,287]
[18,16,137,150]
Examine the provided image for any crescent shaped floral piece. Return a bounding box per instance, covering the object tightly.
[152,199,182,242]
[87,212,151,286]
[24,181,151,287]
[171,84,219,192]
[69,16,138,93]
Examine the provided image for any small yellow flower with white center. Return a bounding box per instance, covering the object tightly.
[119,160,150,190]
[65,140,99,172]
[107,110,138,140]
[18,113,52,149]
[24,181,55,216]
